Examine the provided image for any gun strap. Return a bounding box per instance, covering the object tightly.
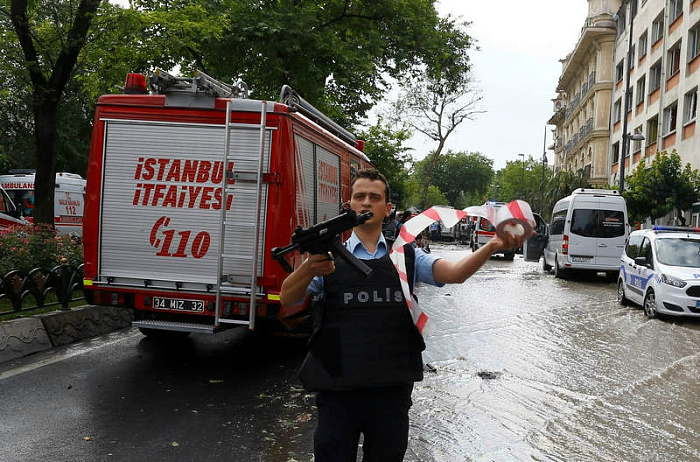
[404,243,415,295]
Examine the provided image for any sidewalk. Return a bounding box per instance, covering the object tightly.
[0,305,132,365]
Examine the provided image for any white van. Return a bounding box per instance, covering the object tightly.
[0,170,86,236]
[543,188,628,278]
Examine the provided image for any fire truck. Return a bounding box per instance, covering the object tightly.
[83,70,373,336]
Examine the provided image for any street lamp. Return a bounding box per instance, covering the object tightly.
[617,1,644,193]
[541,126,548,214]
[541,152,548,214]
[518,153,525,198]
[619,133,645,192]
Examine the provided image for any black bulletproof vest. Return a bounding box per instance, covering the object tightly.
[297,246,425,391]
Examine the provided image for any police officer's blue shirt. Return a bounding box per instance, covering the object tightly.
[306,231,444,295]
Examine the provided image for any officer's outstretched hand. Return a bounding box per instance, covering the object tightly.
[490,221,535,251]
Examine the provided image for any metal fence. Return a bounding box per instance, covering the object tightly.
[0,263,85,318]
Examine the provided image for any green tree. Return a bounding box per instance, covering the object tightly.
[625,150,700,224]
[490,156,586,221]
[414,150,493,209]
[402,176,448,210]
[179,0,472,126]
[6,0,102,226]
[0,2,150,175]
[357,120,412,208]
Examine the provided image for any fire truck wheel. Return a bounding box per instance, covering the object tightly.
[139,328,191,339]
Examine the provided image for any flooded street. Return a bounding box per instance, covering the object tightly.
[406,243,700,461]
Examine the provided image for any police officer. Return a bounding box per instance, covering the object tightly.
[279,168,528,462]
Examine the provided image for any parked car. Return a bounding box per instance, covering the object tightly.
[543,188,628,279]
[618,226,700,319]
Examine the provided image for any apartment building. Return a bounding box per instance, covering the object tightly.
[609,0,700,224]
[549,0,621,185]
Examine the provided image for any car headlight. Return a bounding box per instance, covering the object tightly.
[660,273,687,288]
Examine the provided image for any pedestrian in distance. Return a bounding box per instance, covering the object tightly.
[394,210,412,239]
[279,168,530,462]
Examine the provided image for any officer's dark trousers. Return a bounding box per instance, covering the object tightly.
[313,383,414,462]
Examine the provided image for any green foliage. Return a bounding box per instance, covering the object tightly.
[357,120,412,207]
[625,150,700,223]
[489,157,590,221]
[0,225,83,276]
[176,0,473,126]
[402,176,448,209]
[413,150,493,209]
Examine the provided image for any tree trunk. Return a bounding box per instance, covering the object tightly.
[419,141,445,209]
[33,98,59,227]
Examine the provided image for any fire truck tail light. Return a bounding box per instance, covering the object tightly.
[355,140,365,152]
[124,73,147,94]
[562,235,569,255]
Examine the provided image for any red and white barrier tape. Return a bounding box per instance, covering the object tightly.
[389,201,534,337]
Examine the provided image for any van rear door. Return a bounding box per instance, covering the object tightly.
[568,198,626,269]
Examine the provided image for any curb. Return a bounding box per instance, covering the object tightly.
[0,305,133,364]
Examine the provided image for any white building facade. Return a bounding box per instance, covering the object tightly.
[610,0,700,224]
[551,0,700,224]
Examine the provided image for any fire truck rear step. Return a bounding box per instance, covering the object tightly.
[133,320,216,334]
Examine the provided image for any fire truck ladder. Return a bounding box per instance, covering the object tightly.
[214,99,268,330]
[149,68,249,99]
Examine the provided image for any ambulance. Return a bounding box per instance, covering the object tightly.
[0,170,86,236]
[82,70,373,337]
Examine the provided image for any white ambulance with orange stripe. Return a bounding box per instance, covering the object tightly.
[82,70,373,337]
[468,201,515,260]
[0,170,86,236]
[0,184,27,230]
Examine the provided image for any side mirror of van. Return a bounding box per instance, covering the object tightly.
[634,256,648,267]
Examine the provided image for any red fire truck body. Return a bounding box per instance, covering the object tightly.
[83,71,372,335]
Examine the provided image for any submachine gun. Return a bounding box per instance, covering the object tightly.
[271,209,374,278]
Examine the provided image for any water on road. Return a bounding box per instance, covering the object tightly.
[406,244,700,462]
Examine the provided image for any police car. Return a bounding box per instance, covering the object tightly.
[617,226,700,319]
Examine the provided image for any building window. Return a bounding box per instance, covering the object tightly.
[612,141,620,164]
[618,9,627,36]
[652,14,664,43]
[636,75,646,104]
[639,31,648,61]
[650,61,662,91]
[690,24,700,60]
[616,60,625,83]
[684,88,698,123]
[670,0,683,22]
[626,87,633,110]
[668,41,682,76]
[614,99,622,123]
[648,115,659,144]
[663,102,678,134]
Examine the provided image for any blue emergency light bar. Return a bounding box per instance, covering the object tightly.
[652,226,700,233]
